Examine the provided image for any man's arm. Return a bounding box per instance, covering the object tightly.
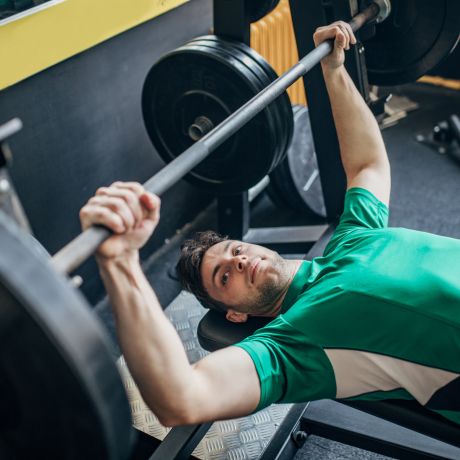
[314,22,391,206]
[80,182,260,426]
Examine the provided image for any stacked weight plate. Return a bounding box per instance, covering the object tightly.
[142,36,293,194]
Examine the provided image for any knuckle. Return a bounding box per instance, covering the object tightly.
[96,209,107,220]
[111,197,124,210]
[126,192,140,209]
[96,187,108,195]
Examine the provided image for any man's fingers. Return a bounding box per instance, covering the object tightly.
[84,182,161,234]
[314,26,346,50]
[110,181,144,196]
[336,24,350,50]
[96,186,143,224]
[313,26,338,45]
[335,29,347,50]
[140,193,161,224]
[80,204,126,233]
[314,21,357,49]
[88,195,136,231]
[79,182,160,258]
[343,22,357,45]
[331,21,355,45]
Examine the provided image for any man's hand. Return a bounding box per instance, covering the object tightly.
[313,21,357,70]
[79,181,160,260]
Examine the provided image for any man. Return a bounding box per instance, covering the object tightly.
[80,23,460,427]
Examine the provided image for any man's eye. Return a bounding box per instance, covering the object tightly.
[222,272,229,286]
[234,246,242,255]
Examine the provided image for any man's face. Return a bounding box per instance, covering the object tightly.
[201,240,291,322]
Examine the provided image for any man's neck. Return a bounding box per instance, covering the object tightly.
[266,259,303,317]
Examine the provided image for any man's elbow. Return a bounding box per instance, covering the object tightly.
[156,407,202,427]
[158,413,185,427]
[145,395,202,427]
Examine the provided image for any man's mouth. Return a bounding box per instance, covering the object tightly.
[250,259,260,284]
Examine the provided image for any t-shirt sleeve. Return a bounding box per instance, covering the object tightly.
[234,317,336,412]
[324,187,389,256]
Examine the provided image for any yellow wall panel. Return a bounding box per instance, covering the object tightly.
[0,0,188,90]
[251,0,307,106]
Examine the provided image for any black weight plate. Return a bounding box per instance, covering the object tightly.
[142,43,279,194]
[268,105,326,219]
[188,36,294,169]
[365,0,460,85]
[0,213,134,459]
[247,0,280,23]
[186,39,283,174]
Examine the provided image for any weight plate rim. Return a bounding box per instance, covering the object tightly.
[269,105,327,218]
[285,105,326,217]
[287,106,326,217]
[270,106,315,214]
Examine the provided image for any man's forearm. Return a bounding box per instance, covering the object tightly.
[98,253,196,426]
[323,66,389,181]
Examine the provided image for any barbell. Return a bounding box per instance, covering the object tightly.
[1,1,459,456]
[53,0,390,275]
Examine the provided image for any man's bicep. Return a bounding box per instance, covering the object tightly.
[347,165,390,207]
[189,346,261,423]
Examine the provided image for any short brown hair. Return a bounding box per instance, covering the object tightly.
[177,231,229,313]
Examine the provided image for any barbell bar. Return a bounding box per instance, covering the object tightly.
[52,0,389,275]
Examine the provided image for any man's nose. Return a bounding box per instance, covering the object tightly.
[234,254,248,271]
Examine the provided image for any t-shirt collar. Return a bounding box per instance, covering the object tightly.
[280,261,311,314]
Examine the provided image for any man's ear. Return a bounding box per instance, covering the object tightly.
[226,309,249,323]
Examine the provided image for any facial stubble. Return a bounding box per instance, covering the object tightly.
[244,254,291,316]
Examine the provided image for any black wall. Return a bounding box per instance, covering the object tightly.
[0,0,213,304]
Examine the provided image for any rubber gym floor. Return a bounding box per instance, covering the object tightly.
[94,82,460,459]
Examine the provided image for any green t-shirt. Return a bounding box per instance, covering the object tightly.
[235,187,460,425]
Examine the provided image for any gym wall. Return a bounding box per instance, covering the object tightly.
[0,0,188,90]
[0,0,214,304]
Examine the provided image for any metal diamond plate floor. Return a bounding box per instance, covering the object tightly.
[118,291,291,460]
